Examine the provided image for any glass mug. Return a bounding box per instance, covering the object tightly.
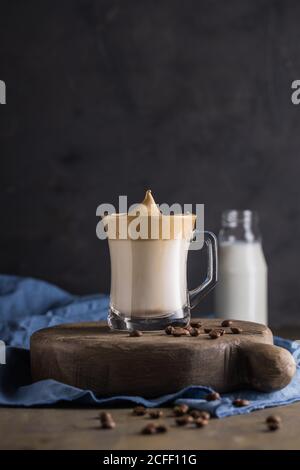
[107,230,218,331]
[103,192,217,331]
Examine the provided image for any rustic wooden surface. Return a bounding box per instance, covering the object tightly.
[1,326,299,450]
[1,402,300,450]
[30,320,296,396]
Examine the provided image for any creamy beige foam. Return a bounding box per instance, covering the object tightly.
[129,189,161,216]
[103,190,196,240]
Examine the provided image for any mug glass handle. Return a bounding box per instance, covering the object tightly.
[189,231,218,309]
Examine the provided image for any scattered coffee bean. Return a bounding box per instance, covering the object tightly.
[190,410,211,420]
[172,330,183,337]
[183,328,191,335]
[209,329,221,339]
[133,406,147,416]
[141,422,168,435]
[204,328,212,333]
[172,327,189,337]
[173,404,189,416]
[194,417,209,428]
[221,320,233,327]
[176,415,194,426]
[149,410,163,419]
[99,411,116,429]
[191,321,202,328]
[266,415,281,425]
[99,411,113,423]
[190,409,202,419]
[156,424,168,433]
[267,421,281,431]
[129,330,143,337]
[206,391,221,401]
[190,327,201,337]
[231,327,243,334]
[101,419,116,429]
[199,411,211,420]
[165,325,174,335]
[141,423,157,435]
[217,328,225,336]
[233,398,250,407]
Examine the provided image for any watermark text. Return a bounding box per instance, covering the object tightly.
[0,80,6,104]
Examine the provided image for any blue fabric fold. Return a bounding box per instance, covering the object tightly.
[0,274,300,417]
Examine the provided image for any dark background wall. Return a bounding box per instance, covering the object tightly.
[1,0,300,326]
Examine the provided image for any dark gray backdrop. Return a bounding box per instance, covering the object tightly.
[1,0,300,326]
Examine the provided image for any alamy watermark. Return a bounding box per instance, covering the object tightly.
[96,196,205,250]
[0,340,6,364]
[291,80,300,105]
[0,80,6,104]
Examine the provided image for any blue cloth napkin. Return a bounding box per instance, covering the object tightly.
[0,274,300,417]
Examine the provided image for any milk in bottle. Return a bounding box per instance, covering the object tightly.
[214,210,268,325]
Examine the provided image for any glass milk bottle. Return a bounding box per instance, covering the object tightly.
[214,210,268,325]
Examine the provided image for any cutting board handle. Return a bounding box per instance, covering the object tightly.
[239,342,296,392]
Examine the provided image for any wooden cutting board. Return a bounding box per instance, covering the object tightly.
[30,319,296,397]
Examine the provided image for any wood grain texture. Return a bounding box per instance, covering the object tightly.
[30,319,296,396]
[2,403,300,450]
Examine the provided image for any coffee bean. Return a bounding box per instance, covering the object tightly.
[216,328,225,336]
[176,326,190,335]
[141,423,157,435]
[133,406,147,416]
[191,322,202,328]
[176,416,194,426]
[182,328,191,335]
[129,330,143,337]
[204,328,212,333]
[149,410,163,419]
[194,417,209,428]
[190,327,201,337]
[209,329,221,339]
[221,320,233,327]
[173,404,189,416]
[172,330,183,337]
[206,391,221,401]
[233,398,250,407]
[231,327,243,334]
[165,325,174,335]
[267,421,281,431]
[156,424,168,433]
[99,412,113,423]
[190,410,211,420]
[99,410,116,429]
[266,415,281,425]
[142,422,168,434]
[172,327,189,337]
[101,419,116,429]
[199,411,211,420]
